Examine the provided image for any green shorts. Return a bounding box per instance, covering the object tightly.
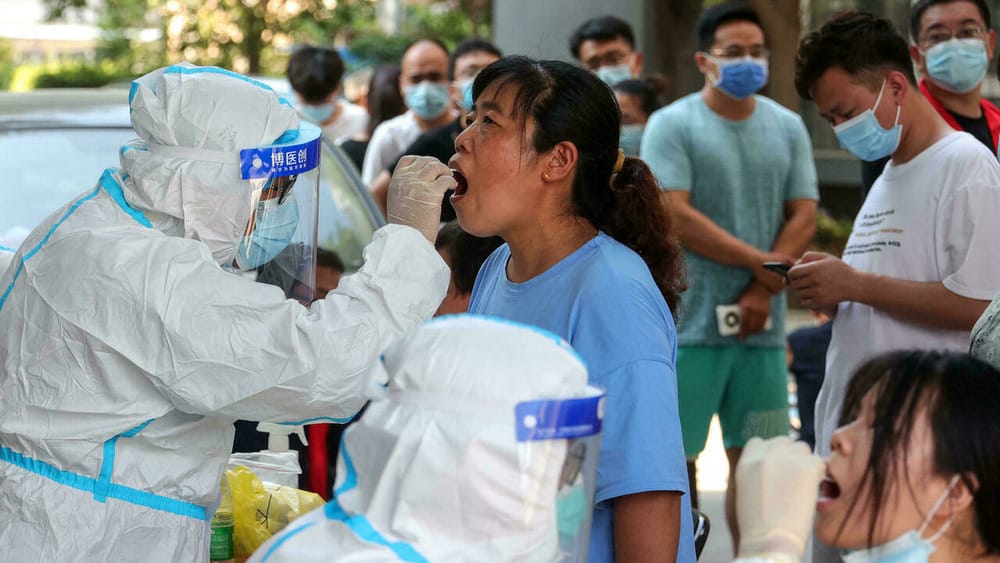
[677,345,789,457]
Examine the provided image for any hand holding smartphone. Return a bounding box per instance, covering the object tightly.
[762,261,791,278]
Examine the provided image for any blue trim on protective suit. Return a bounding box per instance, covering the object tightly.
[0,186,101,313]
[323,501,428,562]
[0,444,207,520]
[318,440,428,562]
[98,169,152,228]
[128,80,140,108]
[277,415,354,426]
[94,418,154,502]
[0,245,14,253]
[259,521,318,563]
[332,439,357,498]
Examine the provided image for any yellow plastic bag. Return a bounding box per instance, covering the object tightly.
[225,466,325,558]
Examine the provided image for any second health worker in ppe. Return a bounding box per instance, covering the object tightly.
[0,64,452,562]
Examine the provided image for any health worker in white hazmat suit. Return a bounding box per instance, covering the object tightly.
[250,314,606,563]
[0,63,453,562]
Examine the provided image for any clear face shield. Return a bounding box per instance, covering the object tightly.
[515,385,605,562]
[235,123,322,304]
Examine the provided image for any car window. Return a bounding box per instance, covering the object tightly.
[316,140,384,272]
[0,127,136,248]
[0,124,384,274]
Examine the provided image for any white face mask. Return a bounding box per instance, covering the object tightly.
[842,475,960,563]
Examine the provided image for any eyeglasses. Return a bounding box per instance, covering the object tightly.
[920,25,985,48]
[584,50,631,71]
[261,174,297,205]
[707,45,769,59]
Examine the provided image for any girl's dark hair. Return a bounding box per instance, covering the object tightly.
[366,64,406,138]
[472,56,686,314]
[613,78,664,118]
[838,350,1000,553]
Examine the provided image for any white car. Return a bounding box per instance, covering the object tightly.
[0,87,383,272]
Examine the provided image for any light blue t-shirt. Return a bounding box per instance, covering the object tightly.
[469,233,696,563]
[642,93,819,347]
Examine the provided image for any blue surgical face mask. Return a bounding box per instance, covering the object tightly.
[404,81,451,120]
[235,194,299,271]
[458,79,474,112]
[707,55,768,99]
[841,475,959,563]
[619,124,644,157]
[299,102,335,124]
[924,38,989,94]
[596,64,632,87]
[833,79,902,161]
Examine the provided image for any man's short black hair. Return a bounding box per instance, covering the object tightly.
[795,11,917,101]
[910,0,992,42]
[316,247,345,273]
[569,16,636,59]
[449,38,503,80]
[696,2,765,52]
[287,45,346,103]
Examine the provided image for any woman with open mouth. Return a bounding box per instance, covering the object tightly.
[736,350,1000,563]
[447,55,693,562]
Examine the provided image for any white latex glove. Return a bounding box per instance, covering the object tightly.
[736,436,826,563]
[387,155,457,244]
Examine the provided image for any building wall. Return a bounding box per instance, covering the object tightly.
[493,0,645,63]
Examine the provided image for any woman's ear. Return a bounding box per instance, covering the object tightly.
[944,473,978,516]
[543,141,578,183]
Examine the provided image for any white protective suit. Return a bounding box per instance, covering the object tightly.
[0,247,13,277]
[0,64,448,562]
[249,314,596,563]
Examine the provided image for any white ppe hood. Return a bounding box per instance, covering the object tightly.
[120,63,301,266]
[250,314,594,562]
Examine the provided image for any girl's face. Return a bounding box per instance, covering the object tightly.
[817,388,955,548]
[615,91,648,125]
[449,81,547,238]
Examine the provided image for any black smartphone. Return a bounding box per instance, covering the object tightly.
[762,261,791,277]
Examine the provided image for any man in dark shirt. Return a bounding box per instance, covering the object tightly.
[369,38,502,220]
[861,0,998,196]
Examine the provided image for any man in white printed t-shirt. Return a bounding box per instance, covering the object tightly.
[790,11,1000,461]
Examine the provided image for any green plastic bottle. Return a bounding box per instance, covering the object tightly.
[210,474,235,563]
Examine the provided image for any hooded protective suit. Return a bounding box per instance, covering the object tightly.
[0,246,12,277]
[249,315,600,563]
[0,65,448,562]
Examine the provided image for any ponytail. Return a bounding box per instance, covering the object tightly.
[592,156,686,317]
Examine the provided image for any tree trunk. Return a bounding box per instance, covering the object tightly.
[748,0,801,111]
[645,0,703,104]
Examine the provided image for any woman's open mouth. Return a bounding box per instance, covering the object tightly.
[451,168,468,196]
[817,475,841,511]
